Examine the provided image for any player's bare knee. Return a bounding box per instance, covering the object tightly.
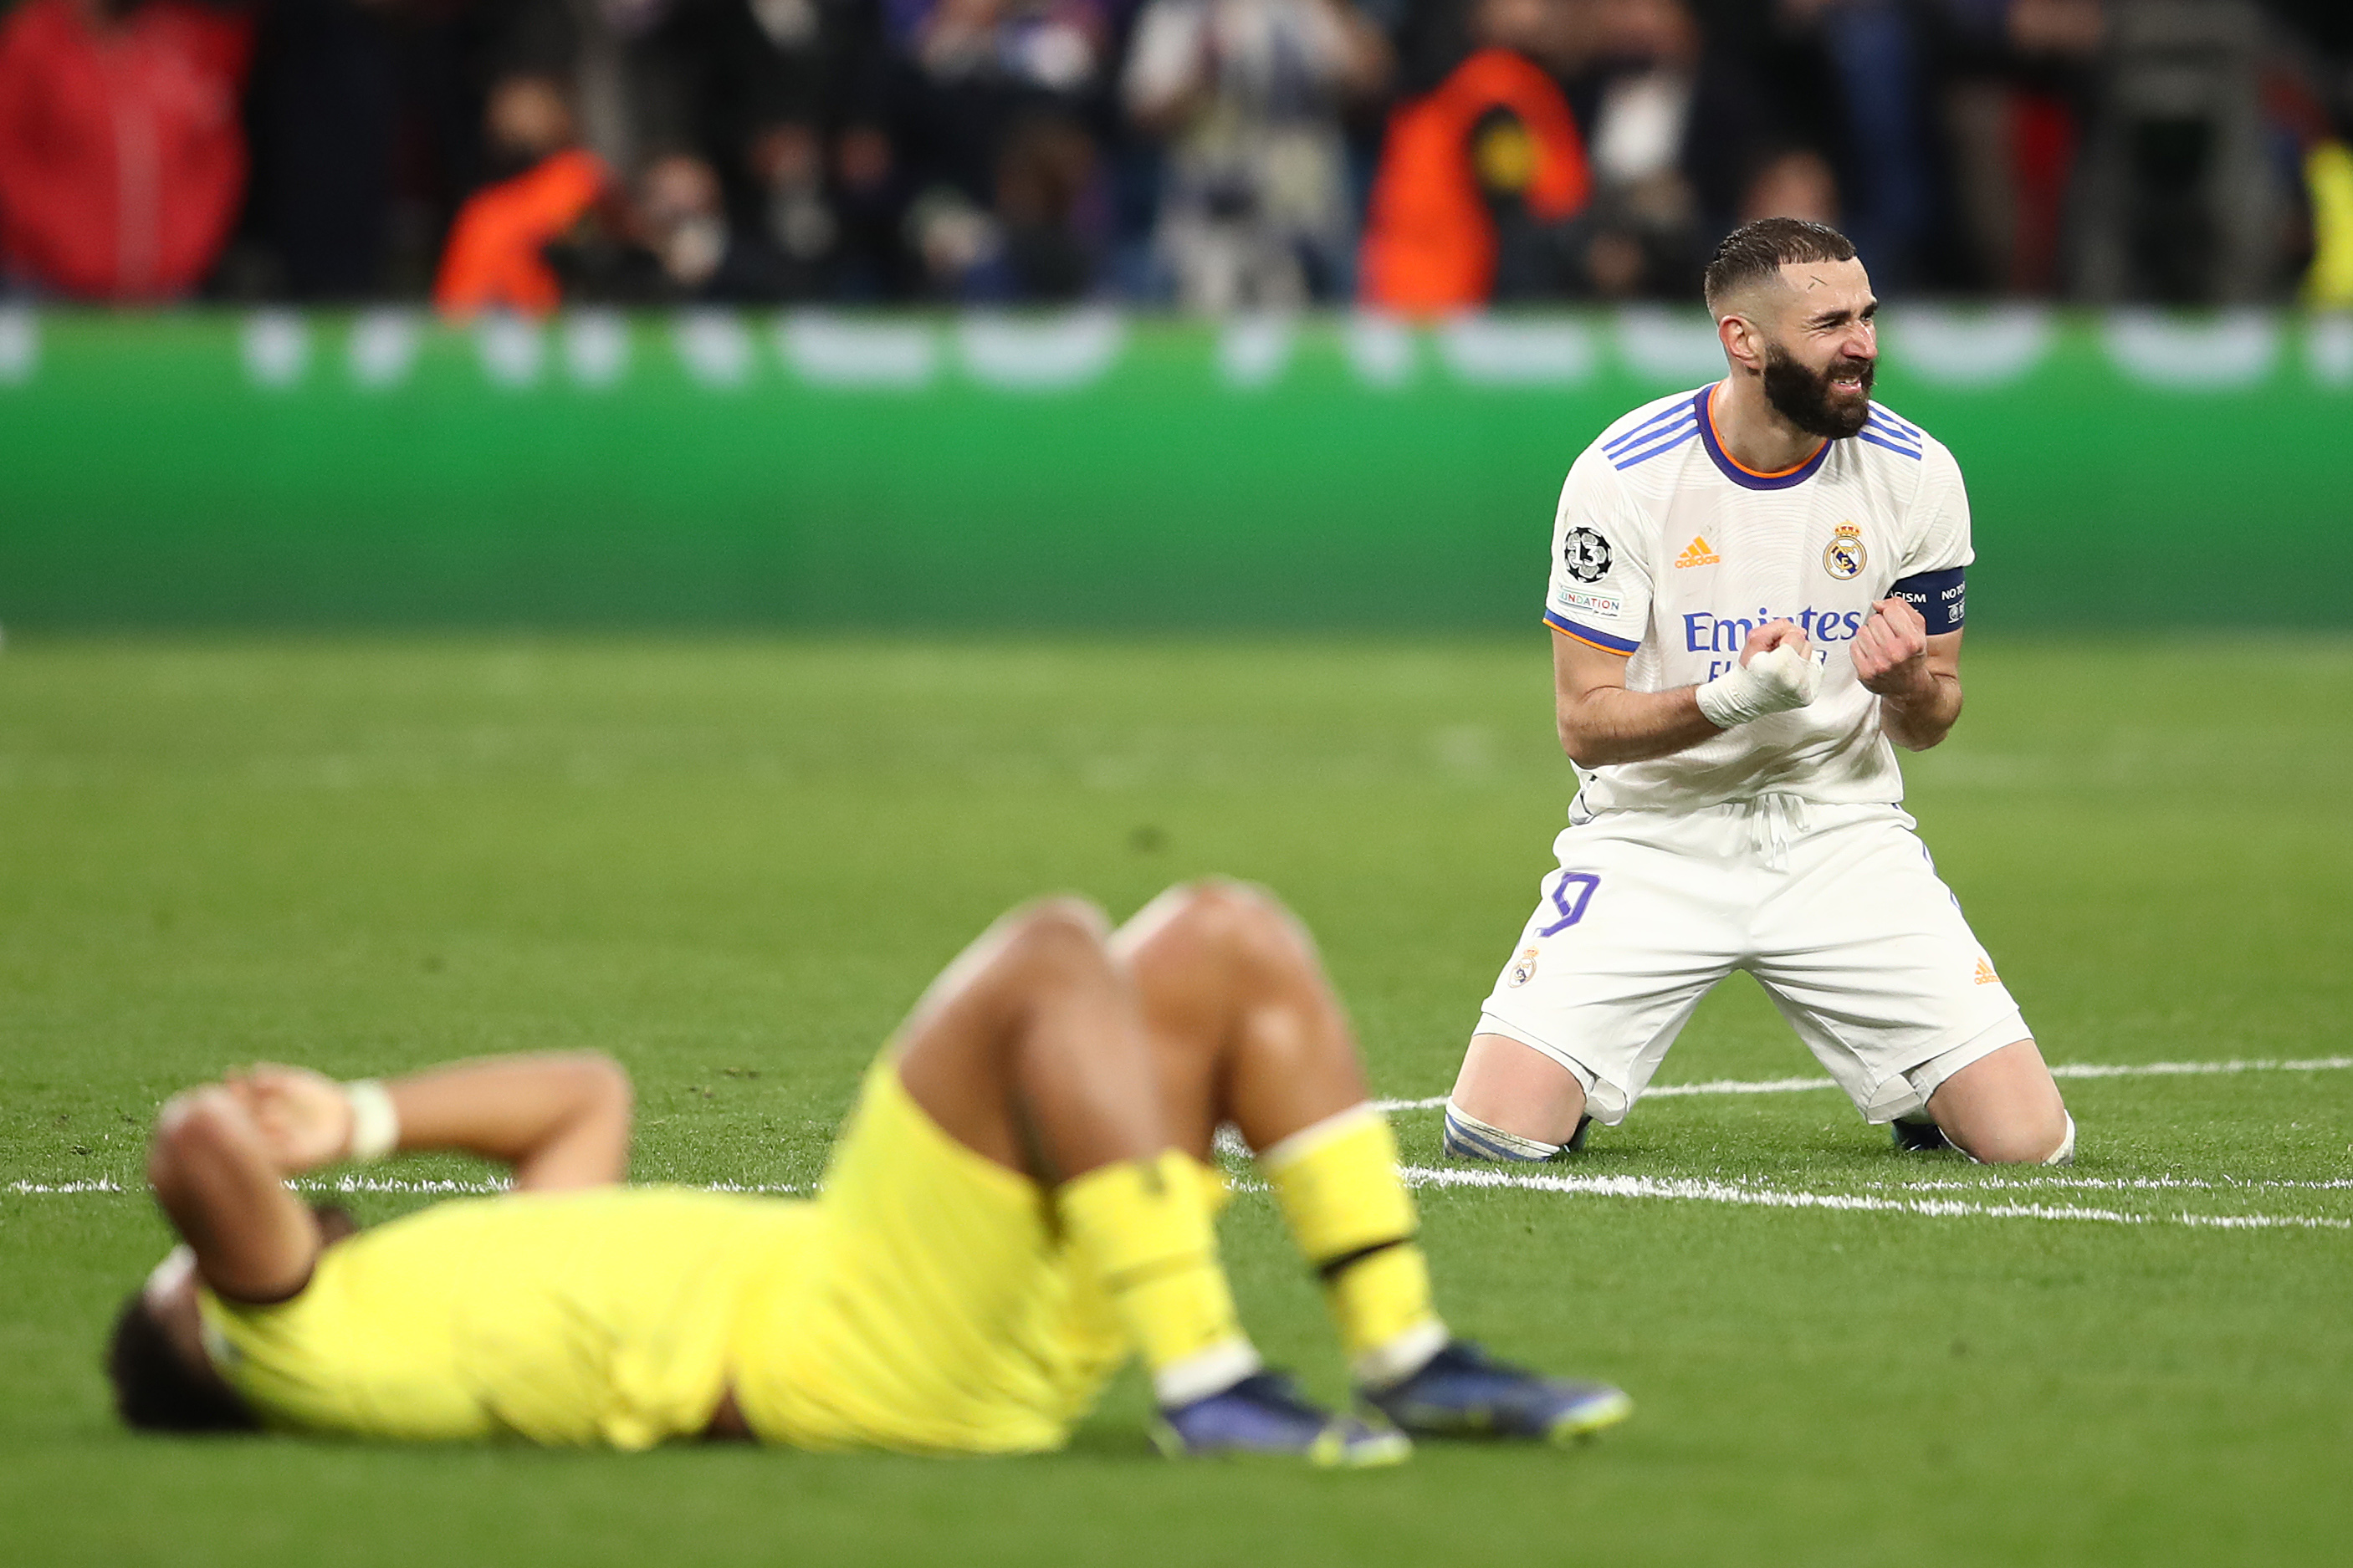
[1133,879,1235,946]
[1001,897,1116,979]
[1949,1105,2071,1165]
[1164,879,1309,971]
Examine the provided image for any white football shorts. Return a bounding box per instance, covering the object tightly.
[1476,798,2029,1126]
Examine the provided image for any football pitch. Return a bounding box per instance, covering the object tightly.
[2,635,2345,1567]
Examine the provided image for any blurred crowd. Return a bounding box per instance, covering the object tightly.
[0,0,2348,311]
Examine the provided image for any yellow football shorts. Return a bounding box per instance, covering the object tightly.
[733,1060,1227,1455]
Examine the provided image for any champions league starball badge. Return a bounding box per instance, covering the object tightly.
[1563,529,1612,583]
[1823,523,1866,580]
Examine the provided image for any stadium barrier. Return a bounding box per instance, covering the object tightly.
[0,307,2345,631]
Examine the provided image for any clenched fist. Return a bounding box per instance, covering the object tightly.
[1851,596,1931,700]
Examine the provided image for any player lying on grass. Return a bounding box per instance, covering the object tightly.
[1445,216,2073,1168]
[110,881,1629,1463]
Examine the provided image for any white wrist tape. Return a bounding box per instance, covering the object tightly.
[342,1080,401,1164]
[1696,644,1821,728]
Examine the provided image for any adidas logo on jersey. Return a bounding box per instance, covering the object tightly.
[1974,958,2000,985]
[1674,536,1721,569]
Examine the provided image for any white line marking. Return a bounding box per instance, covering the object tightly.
[1399,1165,2351,1231]
[2049,1055,2353,1079]
[13,1055,2347,1233]
[302,1176,811,1196]
[23,1170,2327,1202]
[307,1176,504,1195]
[9,1171,2341,1233]
[1374,1055,2353,1114]
[3,1177,811,1198]
[1644,1075,1843,1098]
[1861,1175,2353,1193]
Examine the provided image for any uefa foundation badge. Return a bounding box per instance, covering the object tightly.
[1823,523,1866,580]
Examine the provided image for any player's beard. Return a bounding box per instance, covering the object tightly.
[1762,342,1875,440]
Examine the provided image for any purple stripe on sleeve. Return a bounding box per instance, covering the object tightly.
[1543,610,1641,654]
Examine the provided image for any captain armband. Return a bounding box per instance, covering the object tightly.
[1889,567,1965,635]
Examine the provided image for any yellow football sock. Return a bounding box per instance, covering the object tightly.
[1059,1150,1258,1407]
[1261,1106,1448,1384]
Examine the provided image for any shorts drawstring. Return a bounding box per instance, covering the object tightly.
[1747,794,1809,871]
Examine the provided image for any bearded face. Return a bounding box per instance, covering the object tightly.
[1761,339,1875,440]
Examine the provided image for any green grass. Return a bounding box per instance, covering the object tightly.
[2,636,2347,1567]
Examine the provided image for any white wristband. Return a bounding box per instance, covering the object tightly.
[342,1080,401,1164]
[1696,644,1821,728]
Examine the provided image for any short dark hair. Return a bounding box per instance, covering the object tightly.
[1704,217,1859,314]
[105,1291,258,1433]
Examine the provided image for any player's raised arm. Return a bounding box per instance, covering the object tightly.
[1552,618,1820,767]
[228,1051,634,1191]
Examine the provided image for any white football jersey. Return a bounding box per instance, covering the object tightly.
[1542,382,1972,815]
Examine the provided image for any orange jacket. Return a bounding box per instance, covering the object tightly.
[1358,49,1591,314]
[432,148,609,318]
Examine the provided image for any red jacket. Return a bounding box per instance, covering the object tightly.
[0,0,254,299]
[1358,48,1590,315]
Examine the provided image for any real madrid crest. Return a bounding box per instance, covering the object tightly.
[1506,947,1540,987]
[1823,523,1866,580]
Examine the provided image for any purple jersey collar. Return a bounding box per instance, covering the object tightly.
[1695,384,1834,492]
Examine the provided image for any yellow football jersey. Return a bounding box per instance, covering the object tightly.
[202,1187,820,1448]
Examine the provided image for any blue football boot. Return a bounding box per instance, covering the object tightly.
[1363,1341,1632,1444]
[1153,1371,1412,1468]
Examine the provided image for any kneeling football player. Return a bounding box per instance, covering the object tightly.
[109,881,1630,1463]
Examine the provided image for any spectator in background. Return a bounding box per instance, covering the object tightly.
[631,150,734,293]
[432,70,617,314]
[626,0,893,299]
[1777,0,1936,289]
[240,0,612,300]
[888,0,1113,298]
[975,109,1101,295]
[1567,0,1776,297]
[1357,0,1590,312]
[0,0,254,299]
[2248,3,2353,307]
[1936,0,2102,294]
[1123,0,1393,310]
[1738,145,1839,223]
[2307,135,2353,307]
